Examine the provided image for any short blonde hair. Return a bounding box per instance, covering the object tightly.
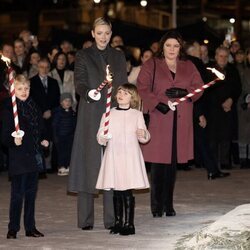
[14,74,30,87]
[116,83,140,110]
[92,17,112,31]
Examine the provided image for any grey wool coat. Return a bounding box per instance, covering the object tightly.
[68,44,127,194]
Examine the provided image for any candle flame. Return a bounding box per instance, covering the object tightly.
[206,67,225,80]
[1,55,11,66]
[106,65,113,82]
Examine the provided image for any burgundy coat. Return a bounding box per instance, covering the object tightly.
[137,57,203,164]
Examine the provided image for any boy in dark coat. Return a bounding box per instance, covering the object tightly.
[1,75,49,239]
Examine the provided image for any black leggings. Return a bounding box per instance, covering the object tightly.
[113,190,133,198]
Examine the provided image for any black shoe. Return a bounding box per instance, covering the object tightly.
[165,209,176,216]
[81,226,93,230]
[152,212,163,218]
[119,224,135,236]
[110,224,123,234]
[26,228,44,237]
[7,230,17,239]
[208,171,230,180]
[207,173,216,180]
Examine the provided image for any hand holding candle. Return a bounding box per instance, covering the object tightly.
[88,65,113,101]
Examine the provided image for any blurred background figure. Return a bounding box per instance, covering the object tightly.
[111,35,124,48]
[200,44,213,65]
[47,45,60,64]
[30,58,60,173]
[82,40,93,49]
[48,51,77,110]
[67,51,76,71]
[234,49,250,169]
[19,29,39,54]
[13,38,27,73]
[24,51,41,79]
[128,48,153,85]
[149,41,159,56]
[60,40,73,54]
[205,46,241,171]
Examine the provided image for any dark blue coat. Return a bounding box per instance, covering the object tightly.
[1,97,47,176]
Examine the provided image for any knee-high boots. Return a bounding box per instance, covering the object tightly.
[110,193,123,234]
[119,195,135,236]
[110,191,135,236]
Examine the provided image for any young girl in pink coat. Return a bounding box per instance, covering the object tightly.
[96,83,150,235]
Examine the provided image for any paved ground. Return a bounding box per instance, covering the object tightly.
[0,168,249,250]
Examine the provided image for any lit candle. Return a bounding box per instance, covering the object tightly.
[1,55,25,138]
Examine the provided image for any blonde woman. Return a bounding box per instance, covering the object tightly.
[68,17,127,230]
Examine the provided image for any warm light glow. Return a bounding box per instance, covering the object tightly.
[229,18,235,24]
[140,0,147,7]
[93,0,101,3]
[203,39,209,44]
[107,9,114,17]
[202,17,207,22]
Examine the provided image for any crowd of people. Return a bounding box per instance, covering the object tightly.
[0,16,250,239]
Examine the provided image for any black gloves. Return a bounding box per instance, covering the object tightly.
[165,87,188,98]
[156,102,170,114]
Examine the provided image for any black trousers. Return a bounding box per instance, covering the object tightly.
[194,125,219,174]
[150,163,176,214]
[150,110,177,214]
[55,135,74,167]
[8,172,39,232]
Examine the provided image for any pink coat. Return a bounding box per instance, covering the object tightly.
[96,108,150,191]
[137,57,203,164]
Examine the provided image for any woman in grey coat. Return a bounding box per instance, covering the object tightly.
[68,17,127,230]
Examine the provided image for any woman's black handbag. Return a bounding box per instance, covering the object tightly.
[143,58,156,128]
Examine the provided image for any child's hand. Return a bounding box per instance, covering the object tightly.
[43,110,51,119]
[137,129,146,139]
[41,140,49,147]
[99,133,111,146]
[14,137,22,146]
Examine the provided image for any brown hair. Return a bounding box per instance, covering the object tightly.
[157,30,185,59]
[116,83,140,110]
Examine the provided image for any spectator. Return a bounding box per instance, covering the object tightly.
[30,58,60,172]
[128,48,153,85]
[205,46,242,170]
[52,93,76,176]
[48,51,77,110]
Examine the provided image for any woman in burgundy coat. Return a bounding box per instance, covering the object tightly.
[137,31,203,217]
